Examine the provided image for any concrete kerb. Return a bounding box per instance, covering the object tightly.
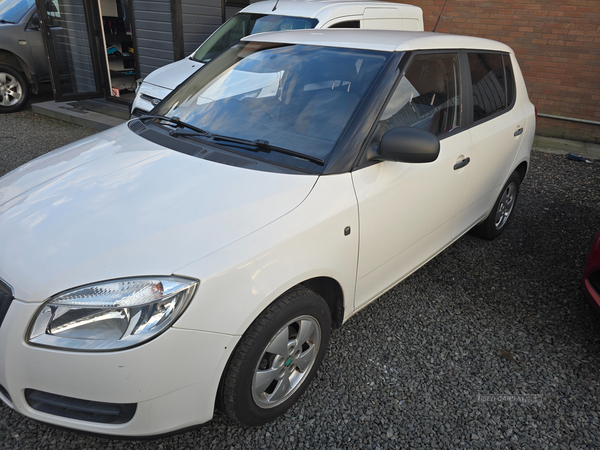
[533,135,600,161]
[31,100,126,132]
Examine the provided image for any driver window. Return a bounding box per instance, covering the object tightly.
[378,53,461,138]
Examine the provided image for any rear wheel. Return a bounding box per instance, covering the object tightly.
[219,288,331,426]
[0,64,29,113]
[472,171,521,240]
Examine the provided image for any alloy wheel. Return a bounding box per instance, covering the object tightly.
[0,72,22,107]
[494,182,517,230]
[252,315,321,409]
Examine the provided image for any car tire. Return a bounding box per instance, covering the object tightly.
[471,171,521,240]
[0,64,29,113]
[219,287,331,426]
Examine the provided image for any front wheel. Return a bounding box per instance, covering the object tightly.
[472,171,521,240]
[0,65,29,113]
[219,288,331,426]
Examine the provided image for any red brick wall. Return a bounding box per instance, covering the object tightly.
[399,0,600,143]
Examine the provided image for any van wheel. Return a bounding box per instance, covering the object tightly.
[219,288,331,426]
[0,64,29,113]
[472,171,521,240]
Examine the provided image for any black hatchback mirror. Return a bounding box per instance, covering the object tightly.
[375,126,440,163]
[28,13,41,29]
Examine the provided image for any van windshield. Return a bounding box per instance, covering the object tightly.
[192,14,318,63]
[0,0,35,23]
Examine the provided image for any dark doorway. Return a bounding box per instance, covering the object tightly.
[36,0,105,101]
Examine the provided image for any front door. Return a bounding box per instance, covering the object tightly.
[352,52,471,309]
[36,0,104,101]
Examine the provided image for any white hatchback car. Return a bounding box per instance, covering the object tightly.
[0,29,535,437]
[130,0,424,116]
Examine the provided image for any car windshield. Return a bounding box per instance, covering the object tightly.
[192,14,318,63]
[0,0,34,23]
[154,42,390,164]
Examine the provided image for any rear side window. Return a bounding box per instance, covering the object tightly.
[378,53,461,138]
[329,21,360,29]
[503,54,516,108]
[468,53,511,122]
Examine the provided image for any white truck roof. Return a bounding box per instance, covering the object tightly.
[243,29,514,54]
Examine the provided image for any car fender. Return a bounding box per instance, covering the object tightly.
[0,50,33,86]
[173,172,359,336]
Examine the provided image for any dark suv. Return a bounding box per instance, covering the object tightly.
[0,0,47,113]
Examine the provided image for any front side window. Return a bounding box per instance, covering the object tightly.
[468,53,508,122]
[192,14,319,63]
[378,53,461,138]
[155,43,390,163]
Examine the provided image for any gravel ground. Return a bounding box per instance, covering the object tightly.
[1,105,600,449]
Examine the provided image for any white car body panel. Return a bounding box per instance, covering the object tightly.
[137,57,203,91]
[0,124,317,303]
[174,172,359,335]
[0,300,239,436]
[352,131,472,308]
[249,30,514,53]
[241,0,422,23]
[131,0,424,114]
[0,29,536,436]
[455,53,534,233]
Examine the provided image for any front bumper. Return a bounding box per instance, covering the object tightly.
[0,300,239,437]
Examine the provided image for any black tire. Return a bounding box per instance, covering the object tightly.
[0,64,29,113]
[219,287,331,426]
[472,171,521,240]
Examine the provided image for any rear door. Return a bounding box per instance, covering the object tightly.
[454,52,527,236]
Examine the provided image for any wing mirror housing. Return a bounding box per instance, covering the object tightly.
[28,13,41,29]
[373,126,440,163]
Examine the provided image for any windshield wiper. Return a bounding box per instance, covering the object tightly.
[167,128,325,166]
[0,20,16,24]
[138,114,209,135]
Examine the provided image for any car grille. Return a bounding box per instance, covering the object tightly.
[25,389,137,424]
[589,270,600,296]
[0,279,14,329]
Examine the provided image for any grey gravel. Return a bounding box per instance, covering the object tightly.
[1,107,600,449]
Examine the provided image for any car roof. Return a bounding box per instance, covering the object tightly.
[242,29,514,54]
[241,0,422,20]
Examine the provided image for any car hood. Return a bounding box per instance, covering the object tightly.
[143,57,204,91]
[0,124,317,302]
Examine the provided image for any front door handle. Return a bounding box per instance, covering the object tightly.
[514,127,524,136]
[454,157,470,170]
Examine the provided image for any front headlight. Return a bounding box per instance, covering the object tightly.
[28,276,198,351]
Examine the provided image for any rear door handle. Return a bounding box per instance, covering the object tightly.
[514,127,523,136]
[454,157,470,170]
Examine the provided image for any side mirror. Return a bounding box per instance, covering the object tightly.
[375,126,440,163]
[29,13,40,29]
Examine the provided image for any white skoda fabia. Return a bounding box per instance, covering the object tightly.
[0,29,535,437]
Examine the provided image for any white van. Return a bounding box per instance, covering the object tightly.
[130,0,423,116]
